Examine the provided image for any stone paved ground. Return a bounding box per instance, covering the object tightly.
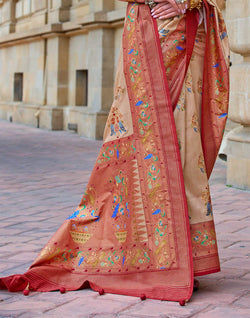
[0,120,249,318]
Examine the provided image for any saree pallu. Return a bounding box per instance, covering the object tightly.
[0,0,229,303]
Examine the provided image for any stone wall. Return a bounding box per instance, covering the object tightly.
[225,0,250,189]
[0,0,126,139]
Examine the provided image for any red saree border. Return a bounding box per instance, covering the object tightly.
[194,257,221,277]
[123,4,194,300]
[171,9,199,111]
[150,9,194,274]
[190,220,220,276]
[201,0,230,178]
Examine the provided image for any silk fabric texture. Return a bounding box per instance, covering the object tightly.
[0,0,229,303]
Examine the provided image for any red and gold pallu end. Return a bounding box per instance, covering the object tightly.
[201,0,230,178]
[0,3,193,303]
[191,221,221,276]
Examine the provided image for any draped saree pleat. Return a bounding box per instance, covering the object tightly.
[0,1,229,303]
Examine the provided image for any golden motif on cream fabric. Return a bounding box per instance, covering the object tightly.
[173,21,214,225]
[103,50,133,143]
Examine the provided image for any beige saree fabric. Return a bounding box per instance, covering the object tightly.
[155,3,229,274]
[156,15,221,274]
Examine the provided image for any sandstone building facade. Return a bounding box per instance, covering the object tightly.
[0,0,126,139]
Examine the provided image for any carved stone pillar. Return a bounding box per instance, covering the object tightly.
[226,0,250,189]
[48,0,71,23]
[0,0,16,34]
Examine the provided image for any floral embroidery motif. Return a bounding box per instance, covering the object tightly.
[206,14,229,121]
[106,86,127,138]
[97,138,136,165]
[114,86,126,101]
[202,185,213,216]
[190,221,219,259]
[107,106,127,137]
[176,90,185,111]
[198,153,206,173]
[40,242,152,271]
[185,71,192,93]
[192,229,216,247]
[110,170,130,241]
[160,19,186,79]
[176,131,182,150]
[197,78,203,95]
[191,113,200,133]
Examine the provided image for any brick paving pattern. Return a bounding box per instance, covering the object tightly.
[0,120,249,318]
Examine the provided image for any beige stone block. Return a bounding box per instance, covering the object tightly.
[95,112,109,140]
[0,103,63,131]
[17,20,33,34]
[244,56,250,63]
[230,64,249,93]
[228,64,250,125]
[0,23,14,36]
[227,138,250,160]
[47,83,58,106]
[115,1,127,10]
[48,8,70,24]
[229,93,249,125]
[0,103,10,121]
[30,12,47,27]
[87,33,103,111]
[101,87,114,111]
[227,18,250,55]
[10,104,40,127]
[50,0,59,8]
[39,106,64,130]
[227,0,250,20]
[47,38,59,71]
[227,156,250,190]
[32,0,47,12]
[63,107,108,139]
[226,126,250,190]
[68,33,88,106]
[107,7,126,22]
[46,36,69,106]
[15,1,23,19]
[23,0,31,16]
[0,40,45,104]
[1,1,11,23]
[86,28,115,112]
[89,0,114,13]
[227,0,250,55]
[230,52,243,65]
[0,46,13,100]
[114,27,123,68]
[88,86,102,112]
[57,86,68,106]
[70,3,89,21]
[224,119,240,133]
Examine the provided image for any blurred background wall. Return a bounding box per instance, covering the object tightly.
[0,0,126,139]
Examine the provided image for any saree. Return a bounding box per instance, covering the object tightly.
[0,0,229,304]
